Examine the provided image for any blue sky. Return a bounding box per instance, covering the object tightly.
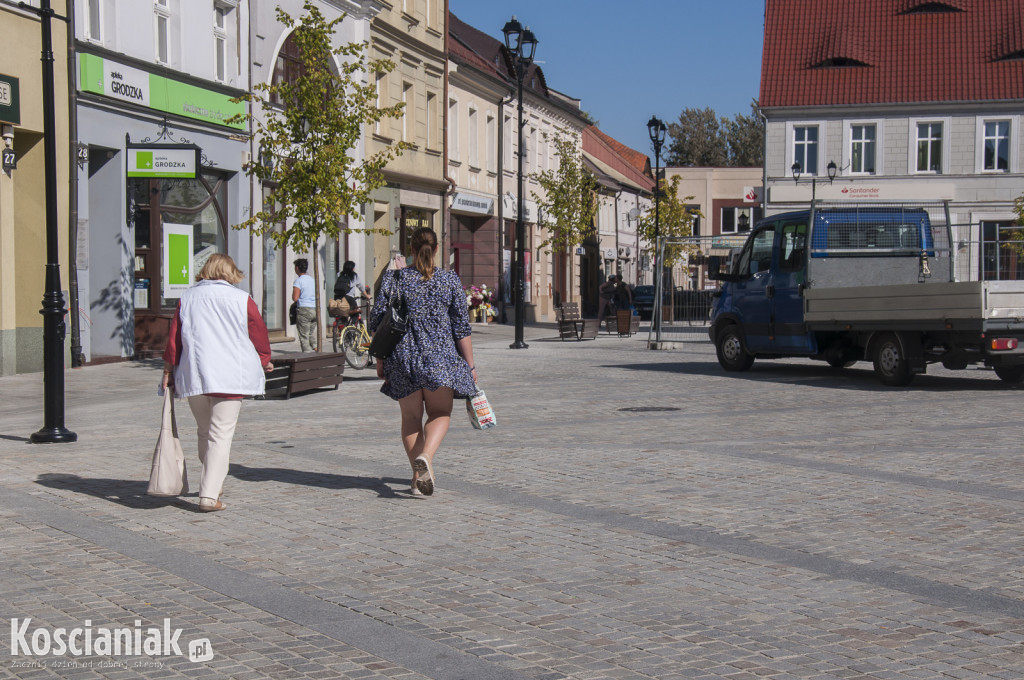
[448,0,766,161]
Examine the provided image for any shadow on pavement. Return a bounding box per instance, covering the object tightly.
[34,473,177,509]
[229,463,406,498]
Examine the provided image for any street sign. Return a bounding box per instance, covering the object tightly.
[2,147,15,172]
[0,73,20,125]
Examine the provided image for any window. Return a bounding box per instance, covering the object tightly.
[983,120,1010,171]
[793,125,818,175]
[154,0,170,64]
[401,85,413,143]
[737,225,776,276]
[426,92,436,150]
[486,115,496,173]
[778,222,807,273]
[448,98,458,160]
[850,124,876,174]
[374,72,386,135]
[916,122,943,172]
[685,205,701,237]
[214,5,229,81]
[721,207,760,234]
[468,106,478,168]
[85,0,101,42]
[503,115,512,171]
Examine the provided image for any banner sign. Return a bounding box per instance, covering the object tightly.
[79,53,245,130]
[127,144,199,178]
[452,192,494,215]
[0,73,20,125]
[162,224,194,298]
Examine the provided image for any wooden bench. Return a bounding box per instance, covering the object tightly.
[555,302,599,341]
[263,352,345,399]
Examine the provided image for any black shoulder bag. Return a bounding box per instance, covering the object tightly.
[368,272,408,359]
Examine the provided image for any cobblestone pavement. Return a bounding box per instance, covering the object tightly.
[2,322,1023,679]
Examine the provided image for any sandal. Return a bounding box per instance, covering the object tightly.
[412,456,434,496]
[198,497,226,512]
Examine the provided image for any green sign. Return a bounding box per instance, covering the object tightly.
[167,234,191,285]
[0,73,19,125]
[127,145,198,178]
[79,53,244,130]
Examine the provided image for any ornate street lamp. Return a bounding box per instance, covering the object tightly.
[503,16,537,350]
[647,115,666,332]
[24,0,76,443]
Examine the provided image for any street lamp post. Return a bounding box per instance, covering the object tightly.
[647,115,666,333]
[502,16,537,350]
[24,0,76,443]
[791,160,838,201]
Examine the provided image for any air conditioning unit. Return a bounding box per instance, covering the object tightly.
[618,246,625,256]
[625,246,632,257]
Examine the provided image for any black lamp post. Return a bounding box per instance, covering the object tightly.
[23,0,76,443]
[503,16,537,350]
[647,115,666,330]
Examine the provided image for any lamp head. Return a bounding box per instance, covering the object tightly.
[791,161,801,183]
[520,27,538,63]
[502,16,523,55]
[827,160,837,182]
[647,116,666,146]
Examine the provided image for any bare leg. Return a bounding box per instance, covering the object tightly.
[398,391,426,478]
[397,387,453,494]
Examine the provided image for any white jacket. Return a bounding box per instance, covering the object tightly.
[173,280,265,398]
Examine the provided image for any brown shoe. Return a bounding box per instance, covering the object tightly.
[198,497,226,512]
[412,456,434,496]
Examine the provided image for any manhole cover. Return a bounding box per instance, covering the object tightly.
[618,406,680,412]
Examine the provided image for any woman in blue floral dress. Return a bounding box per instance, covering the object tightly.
[371,227,477,496]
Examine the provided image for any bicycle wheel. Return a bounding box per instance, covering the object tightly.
[331,322,341,354]
[341,325,370,369]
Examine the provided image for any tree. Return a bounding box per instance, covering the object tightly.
[665,102,764,168]
[724,100,764,167]
[531,132,601,253]
[666,107,728,167]
[636,174,701,269]
[229,2,409,349]
[1004,194,1024,260]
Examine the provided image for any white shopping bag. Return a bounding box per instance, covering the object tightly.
[147,388,190,496]
[466,389,496,430]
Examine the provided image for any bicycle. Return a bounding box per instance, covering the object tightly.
[331,296,373,369]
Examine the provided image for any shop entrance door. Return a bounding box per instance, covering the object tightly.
[131,173,228,357]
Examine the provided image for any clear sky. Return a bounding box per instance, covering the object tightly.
[448,0,766,162]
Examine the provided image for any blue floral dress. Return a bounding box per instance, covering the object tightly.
[369,267,477,401]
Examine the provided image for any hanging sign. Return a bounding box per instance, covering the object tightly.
[127,143,199,178]
[0,73,19,125]
[162,223,194,298]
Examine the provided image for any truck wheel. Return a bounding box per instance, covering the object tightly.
[872,332,914,386]
[994,365,1024,384]
[716,325,754,372]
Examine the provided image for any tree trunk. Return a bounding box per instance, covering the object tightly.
[313,245,322,352]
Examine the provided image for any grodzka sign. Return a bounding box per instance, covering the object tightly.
[79,53,244,130]
[126,143,199,179]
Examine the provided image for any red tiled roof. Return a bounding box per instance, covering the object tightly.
[760,0,1024,108]
[588,126,652,178]
[582,126,655,192]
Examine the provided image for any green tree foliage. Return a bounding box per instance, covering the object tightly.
[666,101,764,168]
[636,174,701,267]
[230,1,409,251]
[723,100,764,167]
[1005,194,1024,259]
[666,107,728,167]
[531,132,601,253]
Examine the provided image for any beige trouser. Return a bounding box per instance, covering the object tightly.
[296,306,317,352]
[187,395,242,500]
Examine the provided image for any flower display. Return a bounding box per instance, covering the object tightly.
[465,285,499,319]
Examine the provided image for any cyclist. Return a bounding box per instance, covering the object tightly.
[333,260,371,312]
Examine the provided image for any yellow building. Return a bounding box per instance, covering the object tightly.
[365,0,448,284]
[0,3,71,375]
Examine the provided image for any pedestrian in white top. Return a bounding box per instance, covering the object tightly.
[292,258,317,352]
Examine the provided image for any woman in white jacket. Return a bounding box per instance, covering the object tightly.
[161,254,274,512]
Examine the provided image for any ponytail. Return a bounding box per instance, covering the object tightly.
[410,227,438,280]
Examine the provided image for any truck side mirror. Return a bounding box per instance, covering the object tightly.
[707,255,722,280]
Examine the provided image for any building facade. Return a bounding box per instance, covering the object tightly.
[761,0,1024,281]
[0,0,72,375]
[366,0,448,290]
[74,0,251,361]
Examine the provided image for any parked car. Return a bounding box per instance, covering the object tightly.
[632,285,666,320]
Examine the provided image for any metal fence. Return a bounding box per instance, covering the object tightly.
[646,235,742,344]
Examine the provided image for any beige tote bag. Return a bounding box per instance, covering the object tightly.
[147,388,189,496]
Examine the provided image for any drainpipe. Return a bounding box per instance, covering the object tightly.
[758,103,768,216]
[441,0,455,270]
[66,0,83,367]
[246,0,255,297]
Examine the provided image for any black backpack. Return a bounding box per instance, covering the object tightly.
[334,272,355,299]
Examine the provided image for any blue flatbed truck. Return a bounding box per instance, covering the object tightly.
[707,205,1024,386]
